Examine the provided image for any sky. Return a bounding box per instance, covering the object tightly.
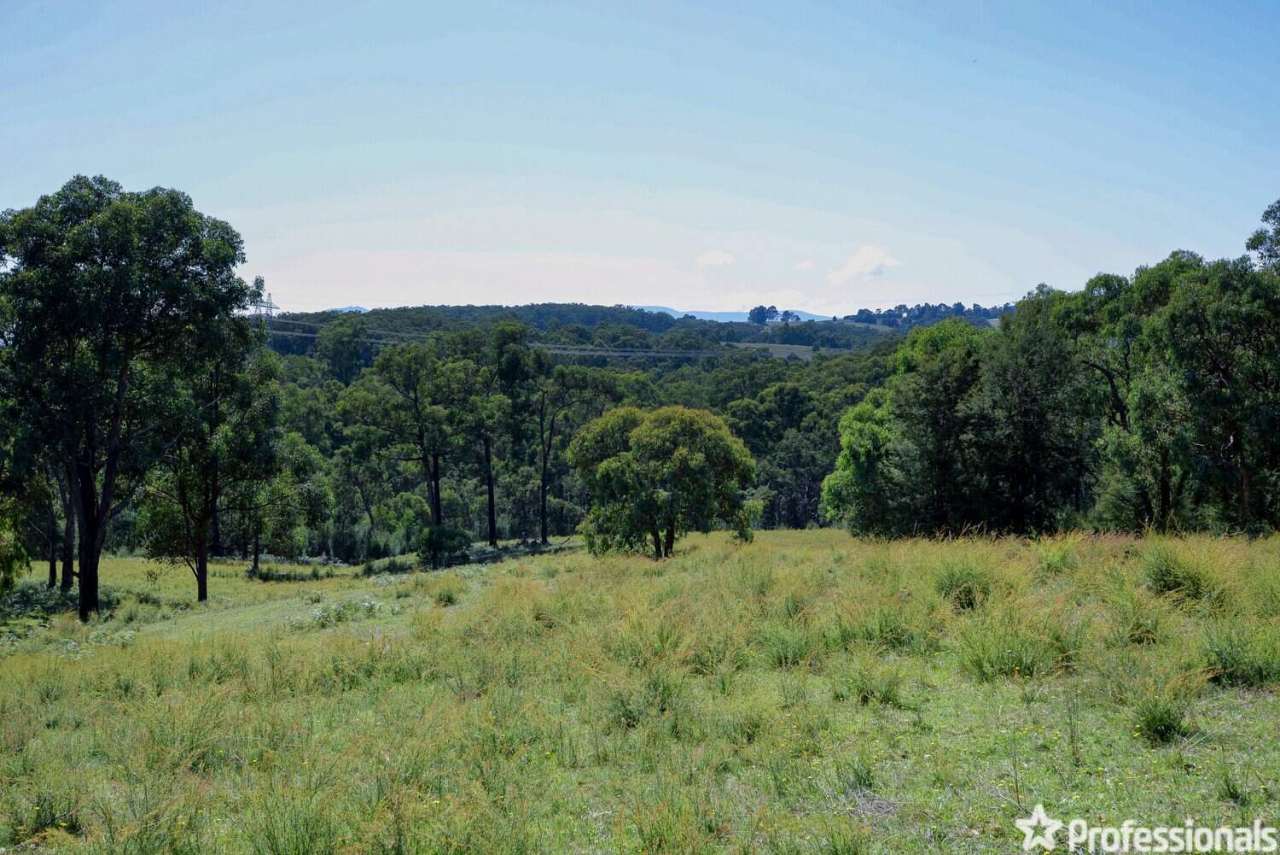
[3,1,1278,315]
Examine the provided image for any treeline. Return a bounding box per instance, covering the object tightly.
[4,175,1278,619]
[0,176,896,617]
[823,200,1280,536]
[841,301,1013,329]
[270,302,892,355]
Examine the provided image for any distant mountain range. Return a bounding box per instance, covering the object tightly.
[638,306,833,323]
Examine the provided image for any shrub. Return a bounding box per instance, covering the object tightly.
[361,556,415,576]
[417,526,471,570]
[935,561,992,611]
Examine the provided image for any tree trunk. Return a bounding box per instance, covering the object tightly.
[429,453,444,526]
[196,540,209,602]
[539,475,549,545]
[1156,446,1172,531]
[1239,451,1252,530]
[47,506,57,588]
[74,466,102,620]
[483,437,498,548]
[651,527,663,560]
[356,483,375,560]
[252,526,261,575]
[210,503,223,557]
[663,523,676,559]
[77,533,100,622]
[60,511,75,592]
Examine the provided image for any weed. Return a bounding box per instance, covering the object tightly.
[935,560,992,611]
[1143,545,1212,601]
[1203,622,1280,687]
[955,611,1056,681]
[760,621,822,669]
[833,659,906,708]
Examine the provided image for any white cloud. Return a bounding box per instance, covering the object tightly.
[794,259,815,271]
[695,249,736,269]
[826,245,901,285]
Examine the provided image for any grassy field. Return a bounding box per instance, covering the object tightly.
[2,531,1279,852]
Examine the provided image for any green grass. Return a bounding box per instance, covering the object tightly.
[2,532,1280,851]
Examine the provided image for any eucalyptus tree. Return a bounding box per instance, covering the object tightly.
[569,406,755,558]
[339,339,469,528]
[140,344,281,601]
[0,176,257,618]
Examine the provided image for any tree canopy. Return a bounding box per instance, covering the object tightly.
[570,406,755,558]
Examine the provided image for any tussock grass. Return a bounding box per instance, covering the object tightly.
[1,533,1279,851]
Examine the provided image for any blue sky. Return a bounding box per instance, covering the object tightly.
[3,1,1277,314]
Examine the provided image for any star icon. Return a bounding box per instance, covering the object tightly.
[1016,803,1063,851]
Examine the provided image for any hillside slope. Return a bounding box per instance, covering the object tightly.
[3,532,1278,851]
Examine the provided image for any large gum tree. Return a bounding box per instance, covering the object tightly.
[0,176,256,619]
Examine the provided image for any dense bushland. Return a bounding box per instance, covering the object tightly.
[823,203,1280,537]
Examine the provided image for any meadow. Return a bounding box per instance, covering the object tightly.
[2,531,1279,853]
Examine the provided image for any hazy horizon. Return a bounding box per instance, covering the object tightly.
[5,1,1277,314]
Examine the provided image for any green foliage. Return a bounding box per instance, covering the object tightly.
[824,197,1280,537]
[416,525,471,570]
[1247,199,1280,272]
[955,609,1064,681]
[0,175,259,617]
[570,406,755,557]
[0,514,26,594]
[1130,674,1201,746]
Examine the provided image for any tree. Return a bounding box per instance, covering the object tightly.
[1153,256,1280,530]
[341,341,460,528]
[1247,198,1280,272]
[890,320,987,531]
[316,315,374,384]
[140,346,281,600]
[463,372,510,548]
[530,362,613,544]
[332,442,393,561]
[821,389,906,535]
[821,320,989,535]
[569,406,755,558]
[0,509,24,594]
[0,176,256,619]
[748,305,779,325]
[1062,259,1199,530]
[967,287,1096,532]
